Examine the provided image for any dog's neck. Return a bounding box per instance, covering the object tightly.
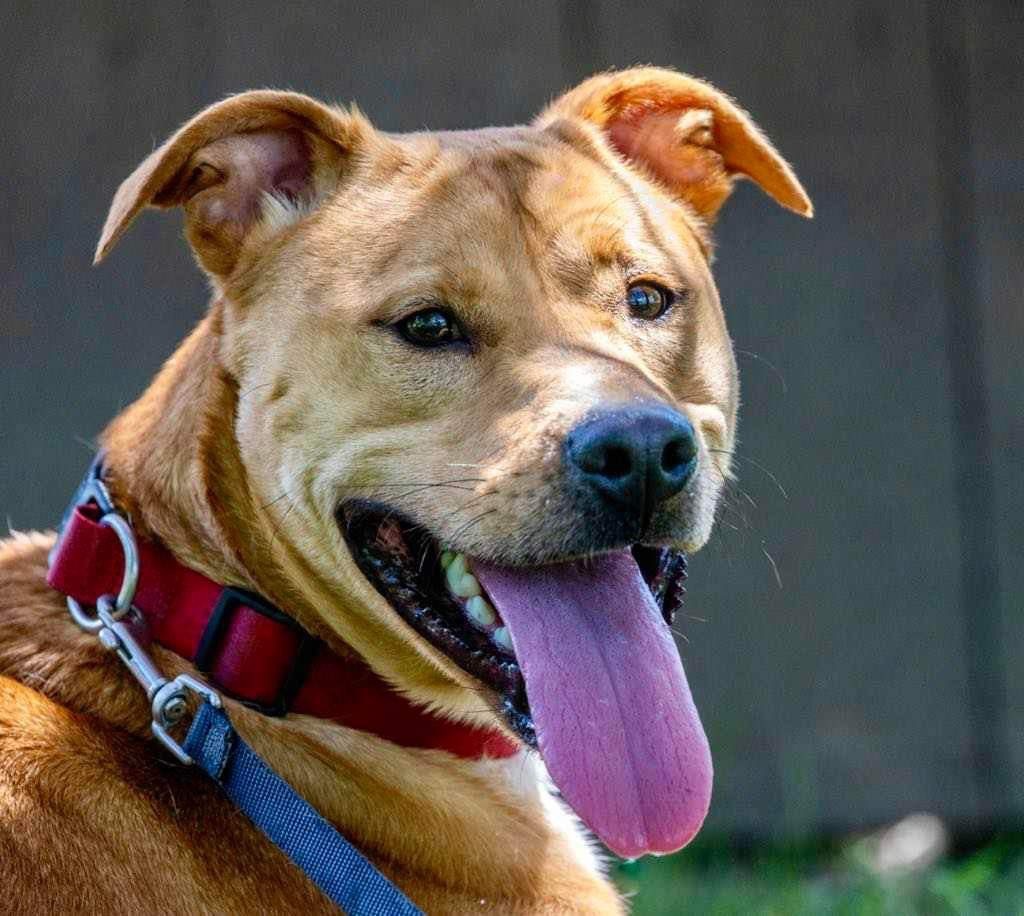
[101,305,371,663]
[98,303,409,666]
[102,307,256,587]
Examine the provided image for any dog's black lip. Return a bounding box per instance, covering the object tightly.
[339,499,533,743]
[337,499,686,748]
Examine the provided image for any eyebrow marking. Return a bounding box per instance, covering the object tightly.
[540,157,695,303]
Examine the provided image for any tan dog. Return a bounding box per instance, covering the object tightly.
[0,68,810,913]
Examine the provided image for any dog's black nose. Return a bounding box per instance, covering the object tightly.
[565,404,697,525]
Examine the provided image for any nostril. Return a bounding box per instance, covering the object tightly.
[661,436,697,475]
[600,445,633,479]
[574,437,636,480]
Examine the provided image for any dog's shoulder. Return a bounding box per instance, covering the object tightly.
[0,529,58,626]
[0,671,339,913]
[0,666,618,915]
[0,535,335,914]
[0,529,116,718]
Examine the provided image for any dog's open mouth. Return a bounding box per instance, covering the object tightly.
[341,501,688,745]
[340,500,711,858]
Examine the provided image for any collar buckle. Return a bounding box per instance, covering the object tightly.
[195,585,319,717]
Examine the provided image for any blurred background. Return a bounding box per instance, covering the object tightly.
[2,1,1021,912]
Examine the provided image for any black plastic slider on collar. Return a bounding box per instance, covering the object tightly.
[192,585,320,718]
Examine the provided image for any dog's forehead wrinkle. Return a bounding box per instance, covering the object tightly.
[346,155,532,273]
[529,165,701,296]
[322,130,702,330]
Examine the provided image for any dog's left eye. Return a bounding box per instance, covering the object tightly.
[396,308,466,348]
[627,282,675,320]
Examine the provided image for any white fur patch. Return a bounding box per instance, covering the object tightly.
[472,750,608,877]
[258,191,314,234]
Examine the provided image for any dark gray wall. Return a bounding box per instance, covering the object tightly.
[2,0,1020,837]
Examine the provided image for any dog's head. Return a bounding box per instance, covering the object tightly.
[98,68,810,858]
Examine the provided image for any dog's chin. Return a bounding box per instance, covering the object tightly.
[337,499,688,746]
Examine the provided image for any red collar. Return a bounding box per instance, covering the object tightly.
[47,483,518,761]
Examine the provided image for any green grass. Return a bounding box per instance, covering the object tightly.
[615,835,1024,915]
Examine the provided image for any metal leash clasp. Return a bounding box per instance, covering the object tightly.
[61,504,221,764]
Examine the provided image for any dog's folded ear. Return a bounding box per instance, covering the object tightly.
[95,91,371,277]
[537,67,812,225]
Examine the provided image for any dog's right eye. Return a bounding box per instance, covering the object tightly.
[395,308,466,348]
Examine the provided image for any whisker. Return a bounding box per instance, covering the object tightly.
[447,508,498,544]
[266,491,300,552]
[705,452,759,528]
[259,490,296,512]
[238,381,276,400]
[443,442,508,471]
[735,349,788,394]
[735,487,757,509]
[372,478,486,487]
[445,490,499,520]
[417,537,435,576]
[761,541,783,589]
[707,449,789,500]
[371,482,478,503]
[723,483,758,519]
[395,491,498,545]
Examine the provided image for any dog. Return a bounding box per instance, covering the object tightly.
[0,67,810,913]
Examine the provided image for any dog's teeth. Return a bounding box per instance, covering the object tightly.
[453,573,482,598]
[446,553,467,582]
[445,554,482,598]
[440,550,456,569]
[466,595,496,627]
[493,626,513,652]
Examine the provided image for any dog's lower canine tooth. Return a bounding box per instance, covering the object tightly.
[466,595,496,627]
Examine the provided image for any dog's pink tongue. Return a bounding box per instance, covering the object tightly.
[472,550,712,858]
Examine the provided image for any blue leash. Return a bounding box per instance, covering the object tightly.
[54,457,422,914]
[184,701,423,915]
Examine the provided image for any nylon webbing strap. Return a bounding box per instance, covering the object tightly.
[184,702,423,916]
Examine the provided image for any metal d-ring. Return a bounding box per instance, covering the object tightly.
[54,473,222,768]
[65,510,140,632]
[66,595,106,632]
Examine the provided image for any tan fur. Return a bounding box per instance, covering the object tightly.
[0,68,809,913]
